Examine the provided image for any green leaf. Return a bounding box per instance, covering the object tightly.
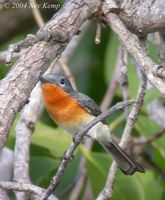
[152,141,165,171]
[110,113,125,132]
[80,145,111,177]
[82,145,164,200]
[31,144,61,165]
[112,172,144,200]
[148,42,159,63]
[136,115,165,171]
[31,121,71,158]
[82,149,112,197]
[136,115,160,137]
[82,147,145,199]
[113,172,165,200]
[136,171,165,200]
[30,156,59,184]
[135,115,165,155]
[82,144,165,200]
[143,88,161,107]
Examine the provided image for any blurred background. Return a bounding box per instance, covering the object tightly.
[0,0,165,199]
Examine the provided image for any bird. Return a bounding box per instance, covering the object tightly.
[40,73,145,175]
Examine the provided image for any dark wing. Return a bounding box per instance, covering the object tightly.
[70,91,107,124]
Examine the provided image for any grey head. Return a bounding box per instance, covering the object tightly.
[40,73,74,93]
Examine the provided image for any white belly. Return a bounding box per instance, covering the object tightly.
[61,117,112,144]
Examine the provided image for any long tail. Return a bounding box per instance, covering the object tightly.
[102,140,145,175]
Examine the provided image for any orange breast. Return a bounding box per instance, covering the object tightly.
[41,83,89,127]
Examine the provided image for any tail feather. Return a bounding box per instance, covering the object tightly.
[103,140,145,175]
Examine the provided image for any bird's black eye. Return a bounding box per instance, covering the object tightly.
[59,78,65,86]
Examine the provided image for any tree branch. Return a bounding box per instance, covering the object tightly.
[0,147,13,200]
[97,71,147,200]
[0,181,59,200]
[41,100,134,200]
[11,3,92,200]
[100,46,121,111]
[0,188,10,200]
[0,0,101,150]
[57,59,77,90]
[119,45,129,118]
[133,128,165,145]
[13,83,43,200]
[102,0,165,95]
[28,0,45,28]
[111,0,165,35]
[68,139,93,200]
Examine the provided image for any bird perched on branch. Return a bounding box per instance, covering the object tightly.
[40,74,144,175]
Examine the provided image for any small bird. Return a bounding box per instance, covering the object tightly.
[40,74,144,175]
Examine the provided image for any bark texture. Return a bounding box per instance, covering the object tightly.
[0,0,101,150]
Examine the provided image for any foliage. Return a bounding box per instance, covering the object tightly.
[1,7,165,200]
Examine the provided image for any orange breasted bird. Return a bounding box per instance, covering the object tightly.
[40,74,144,175]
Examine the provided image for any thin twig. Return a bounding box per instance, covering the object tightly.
[70,65,112,199]
[57,59,77,90]
[57,21,91,199]
[28,0,44,28]
[148,32,165,63]
[41,100,134,200]
[0,181,58,200]
[60,21,90,62]
[119,45,129,118]
[1,0,44,64]
[148,32,165,78]
[69,139,93,200]
[133,128,165,145]
[29,0,77,91]
[70,74,113,199]
[95,23,102,45]
[0,49,28,64]
[82,180,93,200]
[68,157,87,200]
[97,71,147,200]
[100,46,121,111]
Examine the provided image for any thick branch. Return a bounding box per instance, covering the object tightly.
[102,0,165,95]
[0,147,13,199]
[0,0,101,150]
[0,181,58,200]
[13,83,43,200]
[112,0,165,35]
[12,6,90,200]
[0,188,10,200]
